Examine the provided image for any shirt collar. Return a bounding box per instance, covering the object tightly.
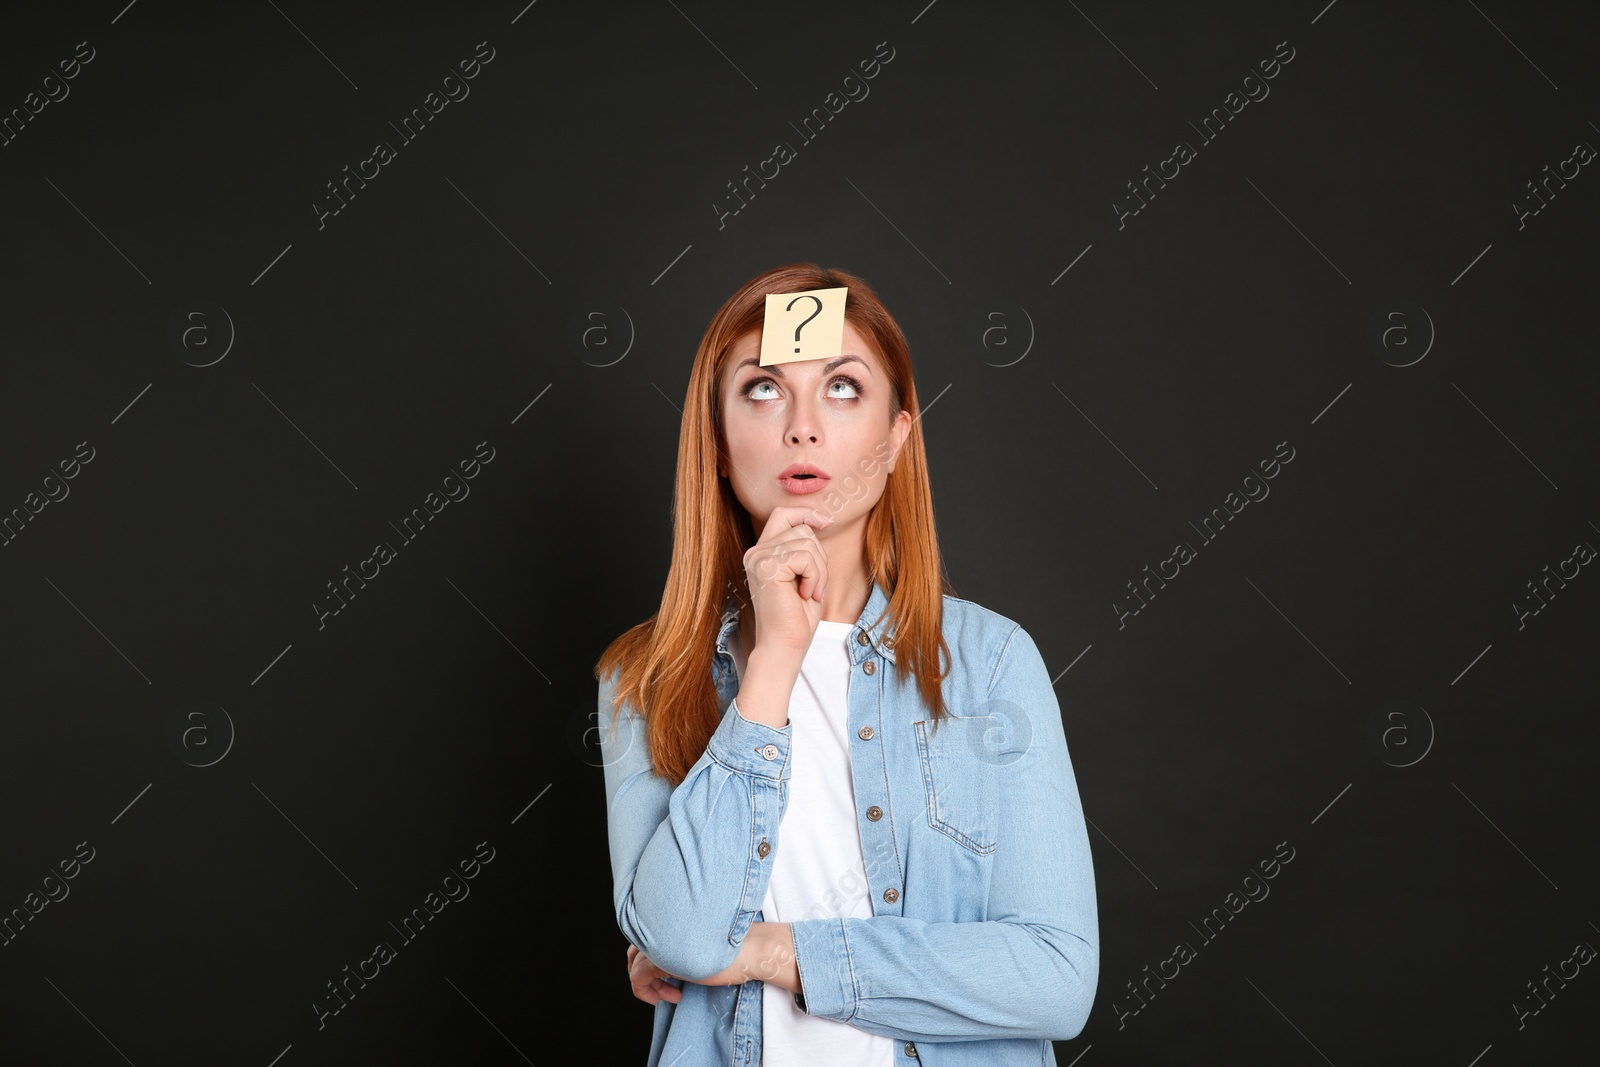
[715,577,897,665]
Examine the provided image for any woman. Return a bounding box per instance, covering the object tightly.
[595,263,1098,1066]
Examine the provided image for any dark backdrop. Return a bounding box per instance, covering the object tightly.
[2,1,1595,1064]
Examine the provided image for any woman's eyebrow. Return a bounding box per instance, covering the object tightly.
[734,354,873,377]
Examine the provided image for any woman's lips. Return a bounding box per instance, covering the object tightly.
[778,474,830,495]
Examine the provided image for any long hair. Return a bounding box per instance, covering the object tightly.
[594,263,955,785]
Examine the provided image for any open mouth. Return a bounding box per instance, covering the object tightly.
[778,467,830,493]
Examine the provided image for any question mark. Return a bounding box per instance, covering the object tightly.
[787,294,823,354]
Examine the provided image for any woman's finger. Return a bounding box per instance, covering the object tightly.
[629,947,685,1006]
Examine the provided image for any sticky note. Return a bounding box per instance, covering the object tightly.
[760,286,848,366]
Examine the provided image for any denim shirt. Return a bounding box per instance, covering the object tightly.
[600,579,1098,1066]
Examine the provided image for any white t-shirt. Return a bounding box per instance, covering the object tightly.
[730,617,895,1067]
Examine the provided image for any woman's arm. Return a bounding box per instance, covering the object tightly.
[656,921,801,992]
[599,664,795,983]
[787,624,1099,1042]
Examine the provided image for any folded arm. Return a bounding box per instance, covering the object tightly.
[788,624,1099,1042]
[600,666,792,983]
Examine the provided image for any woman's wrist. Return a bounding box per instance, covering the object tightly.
[746,921,800,993]
[735,650,801,728]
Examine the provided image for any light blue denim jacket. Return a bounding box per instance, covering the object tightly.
[600,579,1098,1066]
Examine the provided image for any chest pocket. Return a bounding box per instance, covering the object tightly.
[913,716,999,855]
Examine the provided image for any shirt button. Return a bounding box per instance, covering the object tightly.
[757,839,771,858]
[863,660,876,675]
[903,1042,918,1057]
[882,887,899,904]
[858,725,875,740]
[866,805,882,821]
[856,631,869,645]
[761,744,779,761]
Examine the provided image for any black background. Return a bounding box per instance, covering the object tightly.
[1,2,1596,1064]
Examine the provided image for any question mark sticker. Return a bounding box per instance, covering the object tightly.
[759,286,847,367]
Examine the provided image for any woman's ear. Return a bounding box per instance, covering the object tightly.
[885,410,913,473]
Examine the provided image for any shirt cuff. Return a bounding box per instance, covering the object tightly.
[704,696,792,782]
[789,917,854,1021]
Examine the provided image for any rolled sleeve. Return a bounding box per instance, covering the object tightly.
[705,696,793,781]
[790,916,855,1021]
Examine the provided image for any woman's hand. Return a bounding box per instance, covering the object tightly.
[627,943,683,1005]
[630,925,802,1001]
[744,506,834,661]
[657,923,801,992]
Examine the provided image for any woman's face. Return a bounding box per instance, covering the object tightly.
[718,320,912,531]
